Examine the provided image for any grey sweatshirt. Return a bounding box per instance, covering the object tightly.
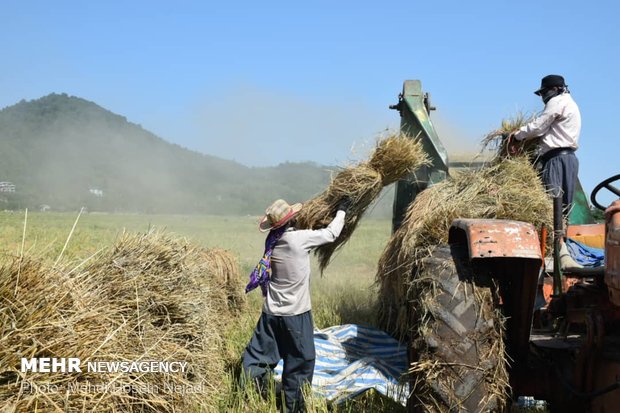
[263,210,346,316]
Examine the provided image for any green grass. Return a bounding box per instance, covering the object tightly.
[0,211,401,412]
[0,210,390,277]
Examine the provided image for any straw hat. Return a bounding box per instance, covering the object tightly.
[259,199,302,232]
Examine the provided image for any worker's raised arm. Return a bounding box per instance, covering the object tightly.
[514,99,561,141]
[297,210,346,251]
[297,197,351,250]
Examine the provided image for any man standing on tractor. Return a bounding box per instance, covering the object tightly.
[510,74,582,270]
[509,74,581,211]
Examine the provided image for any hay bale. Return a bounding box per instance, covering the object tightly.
[296,133,429,272]
[0,231,242,413]
[0,258,121,412]
[85,232,244,330]
[200,248,246,314]
[0,258,133,412]
[377,156,552,339]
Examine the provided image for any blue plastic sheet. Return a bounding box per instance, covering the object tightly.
[566,238,605,267]
[274,324,408,405]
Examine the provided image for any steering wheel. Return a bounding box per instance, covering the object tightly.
[590,174,620,210]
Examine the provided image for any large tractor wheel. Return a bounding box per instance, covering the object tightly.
[408,246,509,412]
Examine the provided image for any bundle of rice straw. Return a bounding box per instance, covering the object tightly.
[200,248,247,313]
[481,112,539,161]
[296,132,429,272]
[0,231,242,413]
[377,156,552,339]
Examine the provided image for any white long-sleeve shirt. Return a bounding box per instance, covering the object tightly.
[263,210,346,316]
[514,93,581,156]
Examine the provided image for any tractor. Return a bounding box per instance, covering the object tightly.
[390,80,620,412]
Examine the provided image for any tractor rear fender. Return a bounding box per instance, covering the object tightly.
[448,218,543,261]
[448,219,543,364]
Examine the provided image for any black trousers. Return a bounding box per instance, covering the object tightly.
[242,310,315,413]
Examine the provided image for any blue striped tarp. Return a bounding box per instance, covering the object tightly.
[274,324,409,405]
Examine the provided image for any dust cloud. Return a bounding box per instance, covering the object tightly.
[182,84,397,167]
[431,112,485,162]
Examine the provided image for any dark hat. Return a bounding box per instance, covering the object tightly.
[534,75,566,96]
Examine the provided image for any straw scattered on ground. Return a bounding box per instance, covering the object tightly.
[296,132,429,272]
[0,231,243,413]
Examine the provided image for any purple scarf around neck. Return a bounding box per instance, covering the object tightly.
[245,225,287,296]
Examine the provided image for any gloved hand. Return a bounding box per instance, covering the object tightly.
[337,196,353,213]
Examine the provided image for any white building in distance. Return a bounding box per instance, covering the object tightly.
[0,182,16,192]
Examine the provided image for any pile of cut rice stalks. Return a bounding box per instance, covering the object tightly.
[296,132,430,272]
[0,231,243,413]
[377,155,551,338]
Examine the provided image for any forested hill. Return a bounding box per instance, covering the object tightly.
[0,93,337,214]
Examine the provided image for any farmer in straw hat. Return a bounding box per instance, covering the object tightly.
[243,197,351,412]
[509,74,582,269]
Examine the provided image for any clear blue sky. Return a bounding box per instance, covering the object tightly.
[2,0,618,198]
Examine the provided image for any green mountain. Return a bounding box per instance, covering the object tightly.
[0,93,338,214]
